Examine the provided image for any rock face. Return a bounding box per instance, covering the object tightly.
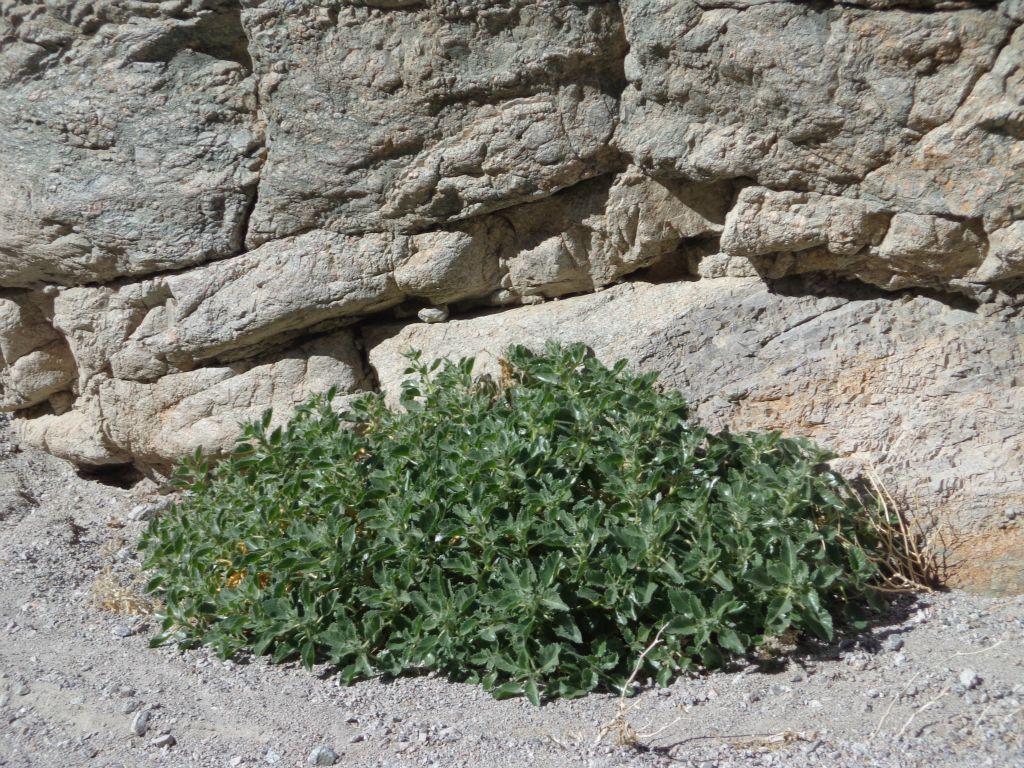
[366,279,1024,595]
[1,1,1021,591]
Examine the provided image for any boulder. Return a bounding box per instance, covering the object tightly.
[366,278,1024,595]
[13,329,369,469]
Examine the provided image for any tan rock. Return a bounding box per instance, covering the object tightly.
[0,293,75,411]
[721,188,890,259]
[97,331,369,467]
[366,277,1024,594]
[52,231,405,384]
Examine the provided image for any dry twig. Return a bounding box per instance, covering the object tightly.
[897,685,950,739]
[873,639,1008,739]
[860,467,944,592]
[595,623,673,747]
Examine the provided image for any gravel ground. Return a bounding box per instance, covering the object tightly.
[1,415,1022,768]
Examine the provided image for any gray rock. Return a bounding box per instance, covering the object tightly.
[960,669,982,690]
[241,0,625,241]
[130,709,150,737]
[149,733,176,748]
[0,2,261,288]
[307,745,339,766]
[617,0,1020,296]
[417,306,450,324]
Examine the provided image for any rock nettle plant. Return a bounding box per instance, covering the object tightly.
[140,343,885,703]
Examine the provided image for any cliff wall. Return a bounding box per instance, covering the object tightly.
[1,0,1021,591]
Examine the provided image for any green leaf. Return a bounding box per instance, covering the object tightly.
[710,570,734,591]
[717,628,747,655]
[765,595,793,632]
[300,640,316,669]
[491,681,525,700]
[525,679,541,707]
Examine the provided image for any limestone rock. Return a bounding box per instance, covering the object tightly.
[242,0,627,242]
[0,1,261,287]
[871,213,986,289]
[975,222,1024,282]
[618,0,1011,189]
[14,400,129,467]
[505,168,730,296]
[14,329,368,468]
[721,188,890,260]
[366,277,1024,594]
[616,0,1021,293]
[97,331,370,467]
[51,231,405,385]
[0,292,75,410]
[864,21,1024,231]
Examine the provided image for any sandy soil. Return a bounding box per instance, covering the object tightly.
[1,416,1021,768]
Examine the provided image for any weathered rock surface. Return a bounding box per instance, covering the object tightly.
[619,0,1023,293]
[366,278,1024,594]
[16,329,368,467]
[1,0,1021,591]
[241,0,627,241]
[0,0,261,287]
[0,292,75,411]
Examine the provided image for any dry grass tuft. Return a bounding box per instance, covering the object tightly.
[91,564,160,615]
[90,535,161,616]
[859,466,946,592]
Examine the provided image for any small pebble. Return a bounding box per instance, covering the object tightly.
[13,682,29,696]
[131,709,150,737]
[150,733,176,748]
[417,306,449,324]
[883,636,904,652]
[265,749,281,764]
[960,669,982,690]
[112,625,133,638]
[307,745,339,765]
[348,733,366,744]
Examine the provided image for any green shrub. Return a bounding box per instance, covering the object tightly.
[139,342,884,703]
